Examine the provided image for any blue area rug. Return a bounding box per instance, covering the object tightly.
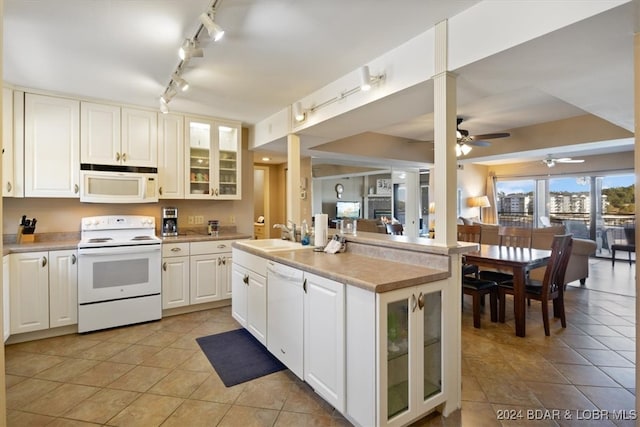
[196,328,286,387]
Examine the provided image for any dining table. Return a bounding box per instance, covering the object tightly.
[463,244,552,337]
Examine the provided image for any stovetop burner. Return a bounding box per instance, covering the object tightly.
[78,215,161,249]
[88,237,113,243]
[131,236,154,241]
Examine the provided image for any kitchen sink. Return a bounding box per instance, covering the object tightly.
[236,239,312,252]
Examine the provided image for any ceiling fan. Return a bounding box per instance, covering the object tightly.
[541,155,585,168]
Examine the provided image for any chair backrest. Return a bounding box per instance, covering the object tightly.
[623,227,636,245]
[457,224,481,243]
[385,223,404,235]
[498,226,532,248]
[541,234,573,297]
[358,219,385,233]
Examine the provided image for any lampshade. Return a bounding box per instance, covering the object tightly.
[468,196,490,208]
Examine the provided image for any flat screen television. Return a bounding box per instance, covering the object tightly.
[336,201,361,219]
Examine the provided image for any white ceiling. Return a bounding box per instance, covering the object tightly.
[3,1,634,167]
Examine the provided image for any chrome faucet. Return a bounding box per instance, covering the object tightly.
[273,221,297,242]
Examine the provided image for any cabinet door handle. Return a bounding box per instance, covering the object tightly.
[222,257,227,265]
[170,247,181,252]
[210,188,214,196]
[417,292,425,310]
[159,186,163,196]
[303,278,307,293]
[116,152,121,161]
[215,188,219,196]
[217,244,227,249]
[162,262,167,271]
[74,184,79,194]
[42,256,47,268]
[217,257,222,266]
[122,153,127,162]
[6,182,11,192]
[243,274,249,285]
[411,293,417,312]
[71,254,77,264]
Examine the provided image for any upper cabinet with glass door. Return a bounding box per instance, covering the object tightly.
[185,117,241,200]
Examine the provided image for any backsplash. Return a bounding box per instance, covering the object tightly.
[3,197,252,235]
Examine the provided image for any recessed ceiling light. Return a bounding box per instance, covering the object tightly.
[261,157,271,162]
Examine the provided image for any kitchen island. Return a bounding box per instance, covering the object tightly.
[232,232,476,427]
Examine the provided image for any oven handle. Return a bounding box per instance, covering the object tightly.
[78,245,161,257]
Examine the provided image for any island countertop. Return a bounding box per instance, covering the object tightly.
[232,232,478,293]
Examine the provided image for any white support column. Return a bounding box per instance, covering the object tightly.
[286,133,301,225]
[632,0,639,416]
[433,20,458,247]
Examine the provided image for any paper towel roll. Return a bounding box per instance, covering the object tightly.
[314,214,328,247]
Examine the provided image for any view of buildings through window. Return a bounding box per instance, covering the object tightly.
[495,173,635,256]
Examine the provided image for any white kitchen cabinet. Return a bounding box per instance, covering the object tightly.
[10,251,50,334]
[121,107,157,167]
[3,255,10,342]
[220,251,233,299]
[267,261,304,379]
[24,93,80,198]
[303,272,345,412]
[80,102,121,166]
[189,240,233,304]
[80,103,157,167]
[161,243,190,309]
[49,250,78,328]
[185,116,241,199]
[3,87,14,197]
[157,113,185,199]
[231,248,267,345]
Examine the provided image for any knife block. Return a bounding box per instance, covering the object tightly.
[17,226,35,244]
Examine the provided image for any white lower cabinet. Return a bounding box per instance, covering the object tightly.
[3,255,11,342]
[347,279,448,427]
[303,272,345,413]
[231,248,267,345]
[266,261,304,379]
[162,241,233,310]
[10,250,78,334]
[161,243,190,309]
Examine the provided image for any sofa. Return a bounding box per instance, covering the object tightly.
[476,223,597,285]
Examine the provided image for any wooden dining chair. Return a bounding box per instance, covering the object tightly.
[480,226,533,284]
[385,223,404,235]
[462,276,498,328]
[458,224,481,278]
[498,234,573,336]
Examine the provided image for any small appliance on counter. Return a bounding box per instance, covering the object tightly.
[161,207,178,236]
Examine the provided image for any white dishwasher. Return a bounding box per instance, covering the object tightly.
[267,261,304,379]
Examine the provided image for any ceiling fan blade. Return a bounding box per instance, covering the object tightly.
[556,158,584,163]
[470,132,510,140]
[467,140,491,147]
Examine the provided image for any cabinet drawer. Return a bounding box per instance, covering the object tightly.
[190,240,233,255]
[162,242,190,257]
[232,248,267,276]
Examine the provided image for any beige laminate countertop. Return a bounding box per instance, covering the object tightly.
[3,232,252,256]
[233,239,452,293]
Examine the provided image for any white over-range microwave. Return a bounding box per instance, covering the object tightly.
[80,165,158,203]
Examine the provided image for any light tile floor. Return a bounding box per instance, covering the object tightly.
[4,258,636,426]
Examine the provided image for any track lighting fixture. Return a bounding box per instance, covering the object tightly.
[178,39,203,61]
[292,64,386,124]
[172,73,189,92]
[200,12,225,41]
[159,97,169,114]
[293,102,305,122]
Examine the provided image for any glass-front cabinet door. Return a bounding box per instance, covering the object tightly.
[185,117,241,200]
[186,117,213,199]
[378,281,444,427]
[213,121,241,199]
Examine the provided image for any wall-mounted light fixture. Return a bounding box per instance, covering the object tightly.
[292,64,385,125]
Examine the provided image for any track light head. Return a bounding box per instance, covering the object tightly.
[159,97,169,114]
[360,66,372,91]
[293,102,305,122]
[179,39,203,60]
[172,73,189,92]
[200,12,225,42]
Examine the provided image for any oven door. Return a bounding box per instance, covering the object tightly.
[78,244,161,304]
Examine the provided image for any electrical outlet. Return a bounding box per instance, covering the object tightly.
[195,216,204,225]
[188,216,194,225]
[229,215,236,224]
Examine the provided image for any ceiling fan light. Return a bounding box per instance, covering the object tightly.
[200,12,225,41]
[360,65,372,91]
[455,143,462,157]
[460,143,472,155]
